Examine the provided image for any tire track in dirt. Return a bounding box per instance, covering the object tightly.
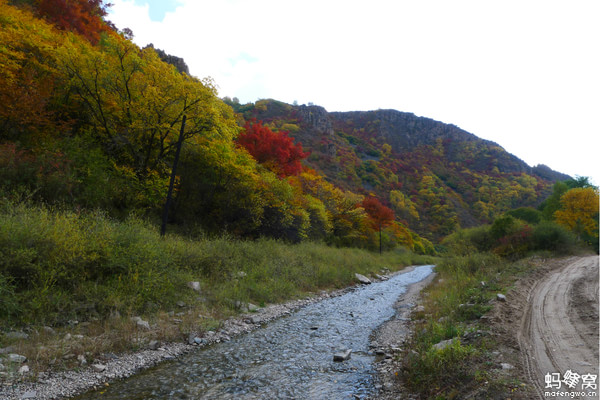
[518,256,599,399]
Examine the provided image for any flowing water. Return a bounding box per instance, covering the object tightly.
[76,265,434,400]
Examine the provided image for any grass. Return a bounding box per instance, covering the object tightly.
[400,251,579,399]
[0,200,435,377]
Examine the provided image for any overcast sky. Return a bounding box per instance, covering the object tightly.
[108,0,600,185]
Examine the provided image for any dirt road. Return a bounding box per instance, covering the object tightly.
[518,256,599,399]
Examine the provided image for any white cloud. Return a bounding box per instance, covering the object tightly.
[109,0,600,184]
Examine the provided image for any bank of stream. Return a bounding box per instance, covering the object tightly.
[73,265,433,400]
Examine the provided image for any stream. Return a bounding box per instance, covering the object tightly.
[76,265,434,400]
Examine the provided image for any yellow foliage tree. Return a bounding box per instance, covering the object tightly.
[390,189,419,220]
[554,187,599,240]
[56,33,236,176]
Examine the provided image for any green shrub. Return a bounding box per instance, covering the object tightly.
[0,273,19,321]
[490,215,519,241]
[531,221,577,253]
[442,225,495,255]
[506,207,542,224]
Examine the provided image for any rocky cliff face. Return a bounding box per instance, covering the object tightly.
[333,109,478,150]
[532,164,572,182]
[297,105,334,137]
[145,44,189,75]
[330,109,533,175]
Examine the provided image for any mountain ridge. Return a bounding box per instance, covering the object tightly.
[230,98,571,239]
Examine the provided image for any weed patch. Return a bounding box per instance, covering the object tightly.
[0,200,434,377]
[402,253,535,398]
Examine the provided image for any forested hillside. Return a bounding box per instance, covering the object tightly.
[227,99,571,239]
[0,0,434,253]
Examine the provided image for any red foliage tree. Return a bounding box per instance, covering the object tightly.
[36,0,112,44]
[238,120,309,177]
[361,196,395,254]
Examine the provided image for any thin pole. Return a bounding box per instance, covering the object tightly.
[161,115,186,236]
[379,223,382,255]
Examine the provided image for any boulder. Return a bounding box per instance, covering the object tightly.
[187,281,201,292]
[131,316,151,330]
[501,363,514,370]
[5,331,29,340]
[333,349,352,362]
[355,273,372,284]
[42,326,56,335]
[187,334,196,345]
[92,363,107,373]
[0,346,16,354]
[496,293,507,302]
[8,353,27,363]
[433,339,454,351]
[148,340,160,350]
[235,301,259,312]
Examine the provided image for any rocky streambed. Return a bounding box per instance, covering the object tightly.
[1,265,433,400]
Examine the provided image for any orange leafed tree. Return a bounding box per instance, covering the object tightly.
[361,196,395,253]
[36,0,113,44]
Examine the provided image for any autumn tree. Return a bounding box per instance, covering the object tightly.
[57,34,236,178]
[0,1,65,139]
[237,120,309,177]
[554,187,599,247]
[361,196,395,253]
[36,0,113,44]
[390,189,419,222]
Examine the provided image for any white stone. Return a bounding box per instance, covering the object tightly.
[92,363,106,373]
[8,353,26,363]
[355,273,372,284]
[148,340,160,350]
[433,339,454,351]
[187,281,201,292]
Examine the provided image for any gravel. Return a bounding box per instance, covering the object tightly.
[0,278,372,400]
